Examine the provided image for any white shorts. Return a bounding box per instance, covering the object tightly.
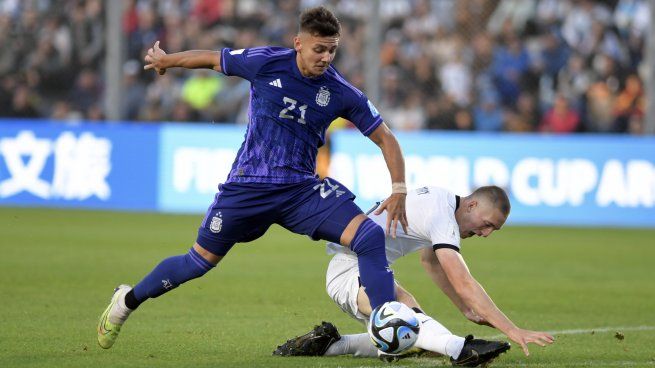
[325,253,368,324]
[326,253,400,325]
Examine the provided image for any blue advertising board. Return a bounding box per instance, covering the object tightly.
[329,130,655,227]
[2,120,653,227]
[0,120,159,211]
[157,123,245,212]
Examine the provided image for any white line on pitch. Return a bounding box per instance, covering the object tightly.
[481,325,655,339]
[480,362,654,367]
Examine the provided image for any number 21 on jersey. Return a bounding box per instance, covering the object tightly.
[279,97,307,124]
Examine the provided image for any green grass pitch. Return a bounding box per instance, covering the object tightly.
[0,207,654,367]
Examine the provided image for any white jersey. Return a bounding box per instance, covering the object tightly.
[326,186,461,265]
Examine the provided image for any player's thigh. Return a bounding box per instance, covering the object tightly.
[356,280,415,316]
[315,201,366,246]
[196,185,275,257]
[326,254,369,324]
[192,243,224,265]
[279,177,361,242]
[394,283,422,310]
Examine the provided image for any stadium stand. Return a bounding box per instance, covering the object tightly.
[0,0,648,134]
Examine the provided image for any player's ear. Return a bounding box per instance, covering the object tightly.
[294,35,302,51]
[468,200,477,212]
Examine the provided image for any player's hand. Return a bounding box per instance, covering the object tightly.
[464,309,493,327]
[144,41,167,75]
[506,327,554,356]
[374,193,408,238]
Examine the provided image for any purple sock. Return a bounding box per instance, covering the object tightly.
[132,248,215,302]
[350,219,395,309]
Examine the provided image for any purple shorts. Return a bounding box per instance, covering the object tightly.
[196,176,357,256]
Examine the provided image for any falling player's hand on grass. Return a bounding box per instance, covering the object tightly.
[144,41,167,75]
[506,328,555,356]
[374,193,407,238]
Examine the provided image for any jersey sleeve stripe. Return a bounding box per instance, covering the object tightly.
[220,48,229,75]
[432,244,460,252]
[360,116,383,136]
[333,72,363,96]
[245,46,269,54]
[247,48,293,58]
[247,51,273,57]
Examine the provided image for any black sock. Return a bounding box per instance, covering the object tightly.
[124,289,142,310]
[412,307,425,315]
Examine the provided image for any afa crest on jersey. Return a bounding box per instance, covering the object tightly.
[210,212,223,233]
[316,86,330,107]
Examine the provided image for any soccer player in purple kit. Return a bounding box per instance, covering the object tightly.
[97,6,410,349]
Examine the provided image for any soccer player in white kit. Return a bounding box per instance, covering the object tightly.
[274,186,554,366]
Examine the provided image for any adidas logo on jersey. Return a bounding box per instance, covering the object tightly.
[269,79,282,88]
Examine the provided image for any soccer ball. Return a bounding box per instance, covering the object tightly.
[368,301,420,354]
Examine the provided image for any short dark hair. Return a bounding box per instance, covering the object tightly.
[299,6,341,37]
[471,186,511,216]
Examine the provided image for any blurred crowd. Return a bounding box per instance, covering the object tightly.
[0,0,650,134]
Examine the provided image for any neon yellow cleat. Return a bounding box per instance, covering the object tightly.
[97,284,132,349]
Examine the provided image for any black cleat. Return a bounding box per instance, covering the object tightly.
[451,335,511,367]
[273,322,341,356]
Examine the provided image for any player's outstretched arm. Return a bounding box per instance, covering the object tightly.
[420,248,492,327]
[143,41,222,75]
[435,248,555,356]
[369,123,407,238]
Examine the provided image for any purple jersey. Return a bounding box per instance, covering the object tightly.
[220,46,383,184]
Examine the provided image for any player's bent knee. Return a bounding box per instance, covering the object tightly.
[395,285,420,309]
[340,213,368,247]
[356,286,373,316]
[350,219,385,256]
[193,243,223,265]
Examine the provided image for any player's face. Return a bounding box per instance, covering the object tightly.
[294,32,339,77]
[459,200,506,239]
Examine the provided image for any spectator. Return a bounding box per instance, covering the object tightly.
[491,34,531,107]
[613,73,645,133]
[487,0,537,36]
[69,68,103,117]
[505,92,539,132]
[10,85,39,118]
[585,81,616,133]
[473,92,505,132]
[557,53,593,111]
[0,0,648,134]
[213,76,250,124]
[439,48,472,107]
[181,69,224,121]
[50,100,81,121]
[70,0,104,68]
[539,29,570,79]
[425,95,458,131]
[0,76,16,117]
[539,94,580,133]
[121,60,146,121]
[454,107,474,131]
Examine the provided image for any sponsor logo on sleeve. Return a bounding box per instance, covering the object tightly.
[367,100,380,117]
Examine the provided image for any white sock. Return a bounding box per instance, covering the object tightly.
[414,312,465,359]
[108,288,133,325]
[324,333,378,357]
